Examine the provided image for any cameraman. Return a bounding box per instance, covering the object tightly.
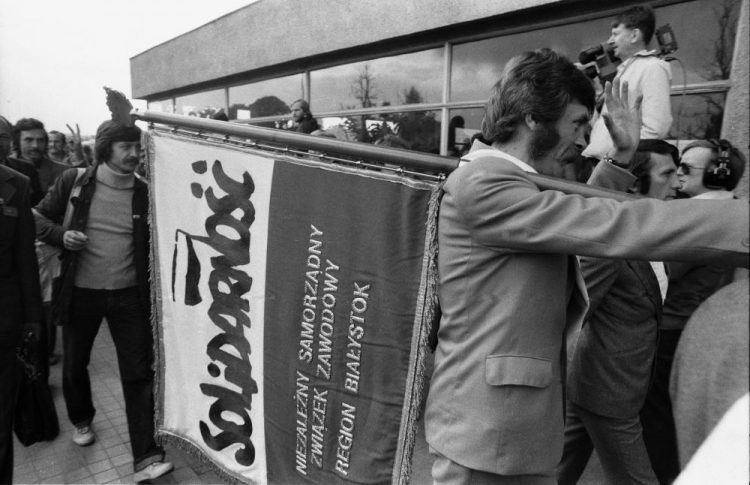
[583,5,672,160]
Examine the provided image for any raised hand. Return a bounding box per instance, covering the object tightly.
[602,76,643,166]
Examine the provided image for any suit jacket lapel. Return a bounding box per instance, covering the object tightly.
[626,260,663,325]
[565,256,589,363]
[0,169,16,204]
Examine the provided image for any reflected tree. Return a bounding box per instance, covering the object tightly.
[229,96,290,128]
[393,87,440,153]
[672,0,739,139]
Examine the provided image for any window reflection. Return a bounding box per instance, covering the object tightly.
[175,90,225,118]
[448,109,484,156]
[228,75,304,121]
[318,110,441,154]
[451,0,738,101]
[147,99,175,113]
[669,92,726,140]
[311,48,444,113]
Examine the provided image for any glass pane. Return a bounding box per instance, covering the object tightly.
[310,48,444,113]
[448,109,484,156]
[175,89,225,118]
[668,91,726,140]
[147,99,174,113]
[451,0,739,101]
[317,110,441,154]
[661,0,739,83]
[228,74,304,120]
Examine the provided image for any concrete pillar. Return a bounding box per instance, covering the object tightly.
[721,0,749,198]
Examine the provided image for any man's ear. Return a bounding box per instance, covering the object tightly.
[630,28,642,44]
[524,113,542,131]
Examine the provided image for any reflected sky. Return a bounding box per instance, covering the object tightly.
[311,48,444,112]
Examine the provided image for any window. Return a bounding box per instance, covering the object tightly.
[147,99,175,114]
[310,48,444,113]
[175,89,225,118]
[228,74,304,121]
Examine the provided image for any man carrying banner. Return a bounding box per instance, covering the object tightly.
[424,48,748,485]
[34,121,174,482]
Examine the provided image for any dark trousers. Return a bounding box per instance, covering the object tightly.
[557,402,658,485]
[0,348,19,485]
[640,329,682,485]
[62,286,163,471]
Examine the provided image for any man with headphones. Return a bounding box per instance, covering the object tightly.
[675,139,745,199]
[639,139,746,485]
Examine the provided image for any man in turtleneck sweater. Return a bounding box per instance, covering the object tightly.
[34,120,174,482]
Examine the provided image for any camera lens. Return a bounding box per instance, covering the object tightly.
[579,45,604,64]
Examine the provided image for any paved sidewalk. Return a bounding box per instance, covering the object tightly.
[12,324,603,484]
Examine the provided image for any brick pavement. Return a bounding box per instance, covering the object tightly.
[12,324,602,484]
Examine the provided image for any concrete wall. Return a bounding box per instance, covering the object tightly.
[130,0,557,99]
[721,0,749,198]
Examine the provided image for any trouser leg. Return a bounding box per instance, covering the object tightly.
[556,401,594,485]
[44,302,56,357]
[105,287,164,471]
[641,329,682,485]
[62,287,106,427]
[0,349,19,485]
[576,403,659,485]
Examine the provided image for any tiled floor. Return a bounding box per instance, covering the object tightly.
[12,325,603,484]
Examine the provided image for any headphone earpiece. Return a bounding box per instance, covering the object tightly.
[702,139,732,190]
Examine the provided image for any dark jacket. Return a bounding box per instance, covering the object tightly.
[0,165,43,348]
[33,164,151,325]
[2,156,44,206]
[567,258,663,418]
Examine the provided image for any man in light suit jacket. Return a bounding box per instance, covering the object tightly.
[424,48,749,485]
[557,139,681,485]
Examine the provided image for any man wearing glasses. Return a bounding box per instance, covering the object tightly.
[640,139,747,485]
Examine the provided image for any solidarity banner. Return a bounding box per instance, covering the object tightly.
[147,130,439,484]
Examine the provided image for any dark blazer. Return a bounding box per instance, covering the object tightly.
[567,257,663,418]
[424,147,749,476]
[2,156,43,206]
[0,165,43,349]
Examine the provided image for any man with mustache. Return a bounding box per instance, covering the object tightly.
[13,118,68,194]
[34,120,174,482]
[424,48,748,485]
[13,118,68,367]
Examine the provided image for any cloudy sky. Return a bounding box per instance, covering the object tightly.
[0,0,252,136]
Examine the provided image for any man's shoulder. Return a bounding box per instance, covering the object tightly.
[44,156,70,172]
[0,163,30,192]
[3,156,36,176]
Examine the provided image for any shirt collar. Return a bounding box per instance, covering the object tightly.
[693,190,735,200]
[460,140,538,173]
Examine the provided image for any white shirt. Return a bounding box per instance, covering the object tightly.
[583,50,673,160]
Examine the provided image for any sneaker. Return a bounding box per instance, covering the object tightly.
[72,426,95,446]
[133,461,174,483]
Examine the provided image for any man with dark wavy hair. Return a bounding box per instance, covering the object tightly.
[34,120,173,482]
[424,48,748,485]
[13,118,68,194]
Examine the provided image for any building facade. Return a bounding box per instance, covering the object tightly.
[131,0,748,193]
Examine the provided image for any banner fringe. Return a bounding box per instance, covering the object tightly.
[156,432,252,485]
[394,183,443,485]
[145,129,168,436]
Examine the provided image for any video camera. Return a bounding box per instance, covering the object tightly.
[579,23,678,84]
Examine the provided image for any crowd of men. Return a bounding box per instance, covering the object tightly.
[0,4,747,485]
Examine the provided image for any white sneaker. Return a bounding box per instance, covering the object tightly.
[72,426,95,446]
[133,461,174,483]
